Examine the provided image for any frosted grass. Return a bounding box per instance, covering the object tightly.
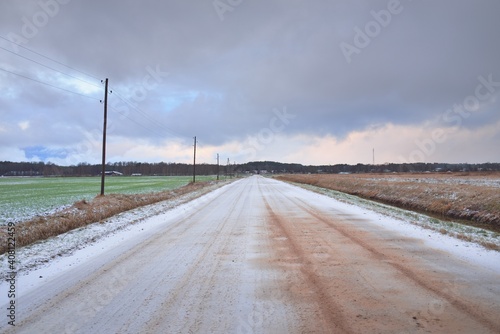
[0,176,216,225]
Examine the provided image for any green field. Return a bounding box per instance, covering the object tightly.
[0,175,217,225]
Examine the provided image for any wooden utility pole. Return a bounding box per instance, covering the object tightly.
[100,78,109,196]
[216,153,219,181]
[193,136,197,183]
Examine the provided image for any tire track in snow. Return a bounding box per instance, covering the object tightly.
[258,177,500,333]
[259,181,352,333]
[289,195,500,333]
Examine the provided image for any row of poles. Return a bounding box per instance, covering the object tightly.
[99,79,226,196]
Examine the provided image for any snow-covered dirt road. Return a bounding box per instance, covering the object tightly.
[2,176,500,333]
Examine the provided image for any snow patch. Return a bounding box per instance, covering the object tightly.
[0,181,232,297]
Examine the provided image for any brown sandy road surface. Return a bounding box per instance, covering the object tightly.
[2,176,499,333]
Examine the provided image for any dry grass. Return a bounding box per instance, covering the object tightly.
[481,241,500,251]
[0,181,217,254]
[276,173,500,232]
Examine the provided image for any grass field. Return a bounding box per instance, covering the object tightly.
[276,172,500,232]
[0,175,217,225]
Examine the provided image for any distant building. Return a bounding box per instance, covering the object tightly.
[103,171,123,176]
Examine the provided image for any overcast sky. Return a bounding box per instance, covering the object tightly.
[1,0,499,166]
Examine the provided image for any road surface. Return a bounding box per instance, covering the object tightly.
[3,176,500,333]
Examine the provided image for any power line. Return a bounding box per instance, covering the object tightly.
[111,90,171,131]
[100,78,109,196]
[111,89,188,139]
[0,34,101,81]
[0,66,101,101]
[193,136,197,183]
[0,45,101,90]
[108,105,167,138]
[0,35,189,141]
[0,35,191,144]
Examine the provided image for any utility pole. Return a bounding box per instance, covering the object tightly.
[216,153,219,181]
[193,136,197,183]
[100,78,109,196]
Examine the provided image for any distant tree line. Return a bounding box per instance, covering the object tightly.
[236,161,500,174]
[1,160,499,177]
[0,161,220,177]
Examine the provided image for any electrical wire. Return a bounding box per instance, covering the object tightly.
[0,35,101,81]
[0,35,193,143]
[108,105,168,138]
[0,45,101,90]
[111,89,189,139]
[0,66,101,101]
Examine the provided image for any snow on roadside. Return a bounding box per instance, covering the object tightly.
[365,176,500,188]
[3,177,499,302]
[0,181,232,295]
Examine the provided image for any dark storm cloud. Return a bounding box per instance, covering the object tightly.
[1,0,499,163]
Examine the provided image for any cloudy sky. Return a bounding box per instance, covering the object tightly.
[1,0,499,166]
